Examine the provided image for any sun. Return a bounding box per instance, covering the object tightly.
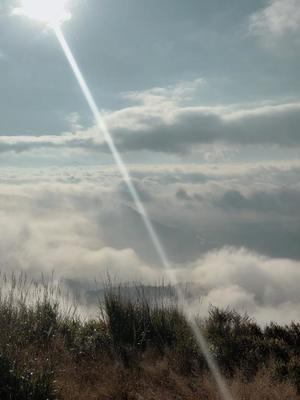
[13,0,71,26]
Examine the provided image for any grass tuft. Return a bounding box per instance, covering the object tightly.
[0,273,300,399]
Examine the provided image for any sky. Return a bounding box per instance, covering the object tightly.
[0,0,299,323]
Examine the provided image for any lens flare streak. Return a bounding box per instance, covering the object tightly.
[53,25,233,400]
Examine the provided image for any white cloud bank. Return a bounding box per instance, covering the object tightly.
[249,0,300,47]
[0,163,300,324]
[182,247,300,325]
[250,0,300,37]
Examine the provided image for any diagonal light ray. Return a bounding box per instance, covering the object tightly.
[53,24,233,400]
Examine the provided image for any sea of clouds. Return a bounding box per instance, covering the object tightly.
[0,161,299,324]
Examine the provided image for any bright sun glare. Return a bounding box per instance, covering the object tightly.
[14,0,71,26]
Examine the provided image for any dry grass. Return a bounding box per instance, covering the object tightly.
[55,357,300,400]
[1,274,300,399]
[230,369,299,400]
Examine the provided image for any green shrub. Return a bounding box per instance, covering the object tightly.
[0,354,57,400]
[205,307,266,378]
[61,319,112,360]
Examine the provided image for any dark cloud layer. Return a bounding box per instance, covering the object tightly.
[111,102,300,154]
[1,99,300,156]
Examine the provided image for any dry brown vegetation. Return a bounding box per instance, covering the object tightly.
[1,274,300,399]
[55,357,300,400]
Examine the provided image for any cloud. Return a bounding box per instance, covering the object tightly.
[0,160,299,264]
[118,180,153,203]
[0,0,17,15]
[109,100,300,153]
[181,247,300,325]
[176,188,193,202]
[0,182,156,283]
[250,0,300,36]
[1,79,300,156]
[249,0,300,46]
[123,78,205,106]
[0,163,300,323]
[67,112,84,133]
[214,188,300,214]
[0,129,105,154]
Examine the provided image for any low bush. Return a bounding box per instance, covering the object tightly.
[1,274,300,398]
[0,354,57,400]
